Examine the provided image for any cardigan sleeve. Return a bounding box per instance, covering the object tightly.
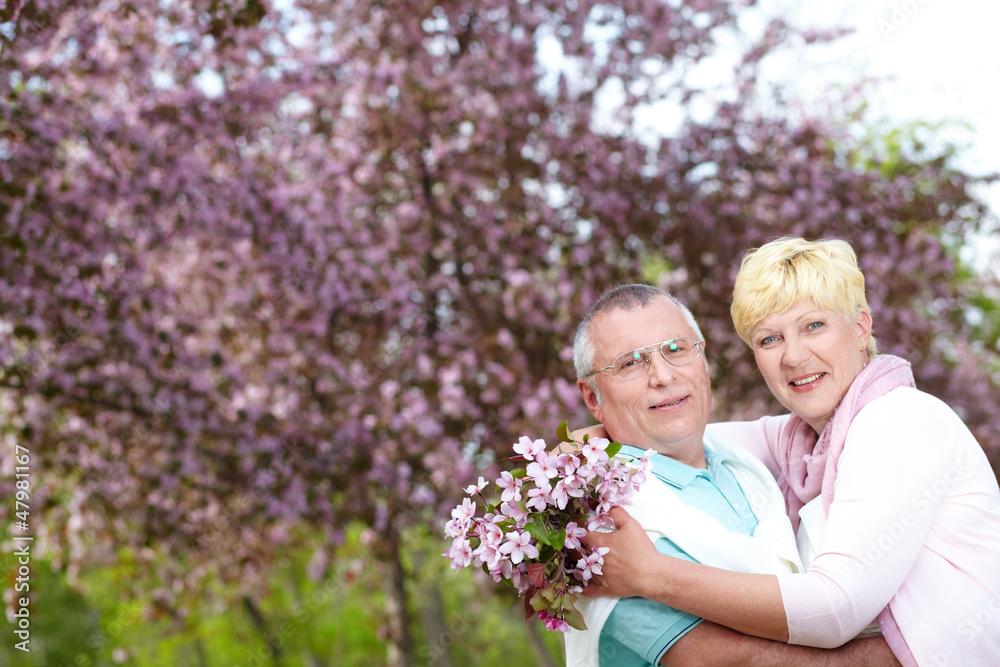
[776,387,963,647]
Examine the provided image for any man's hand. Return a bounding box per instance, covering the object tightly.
[582,505,661,599]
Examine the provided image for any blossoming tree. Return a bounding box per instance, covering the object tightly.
[1,0,997,663]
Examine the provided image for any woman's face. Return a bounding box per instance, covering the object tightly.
[750,300,872,434]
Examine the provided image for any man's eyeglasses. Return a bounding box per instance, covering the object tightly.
[583,337,705,381]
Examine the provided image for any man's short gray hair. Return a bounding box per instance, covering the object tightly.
[573,285,703,403]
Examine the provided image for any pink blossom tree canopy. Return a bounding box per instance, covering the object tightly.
[1,0,997,655]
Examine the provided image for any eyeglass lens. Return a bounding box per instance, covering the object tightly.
[612,338,700,379]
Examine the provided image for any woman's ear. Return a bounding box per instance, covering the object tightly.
[855,309,873,347]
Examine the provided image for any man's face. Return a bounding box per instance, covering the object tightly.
[578,297,712,465]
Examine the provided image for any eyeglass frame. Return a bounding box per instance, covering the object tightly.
[582,337,706,381]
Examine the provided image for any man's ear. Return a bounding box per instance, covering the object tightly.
[578,377,603,423]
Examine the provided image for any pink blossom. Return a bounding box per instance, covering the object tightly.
[555,452,579,472]
[526,451,559,485]
[489,557,513,583]
[443,517,469,538]
[474,546,501,570]
[443,538,473,571]
[563,522,588,550]
[538,610,570,633]
[549,481,570,510]
[474,520,504,546]
[525,485,551,512]
[513,436,546,461]
[510,564,533,594]
[581,437,610,464]
[500,501,528,524]
[499,530,539,565]
[575,461,606,483]
[451,497,476,522]
[575,546,610,582]
[464,476,488,495]
[496,471,522,502]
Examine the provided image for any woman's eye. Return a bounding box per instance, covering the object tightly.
[807,321,824,331]
[758,335,778,347]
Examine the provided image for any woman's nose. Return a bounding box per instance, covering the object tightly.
[782,335,812,367]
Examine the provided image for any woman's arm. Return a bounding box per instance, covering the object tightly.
[587,390,960,647]
[706,415,789,480]
[574,417,789,476]
[585,389,961,647]
[777,389,957,646]
[579,417,793,639]
[583,506,790,641]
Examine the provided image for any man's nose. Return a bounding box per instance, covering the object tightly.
[646,351,679,385]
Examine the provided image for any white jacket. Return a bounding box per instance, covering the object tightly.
[564,431,802,667]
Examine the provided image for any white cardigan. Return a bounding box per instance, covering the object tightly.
[564,431,802,667]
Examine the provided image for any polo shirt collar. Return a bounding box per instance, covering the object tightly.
[619,443,718,490]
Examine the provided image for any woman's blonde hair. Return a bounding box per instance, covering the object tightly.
[731,237,876,355]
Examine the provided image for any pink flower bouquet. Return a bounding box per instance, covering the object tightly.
[443,421,652,632]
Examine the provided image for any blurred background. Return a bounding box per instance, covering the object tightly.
[1,0,997,665]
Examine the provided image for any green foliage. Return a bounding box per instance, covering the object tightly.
[0,555,104,666]
[4,523,562,666]
[555,420,572,443]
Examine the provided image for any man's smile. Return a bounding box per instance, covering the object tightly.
[649,396,688,410]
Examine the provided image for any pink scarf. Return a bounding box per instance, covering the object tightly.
[775,354,918,667]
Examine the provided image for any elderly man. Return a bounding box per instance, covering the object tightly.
[564,284,898,666]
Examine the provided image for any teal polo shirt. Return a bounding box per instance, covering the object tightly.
[597,444,760,666]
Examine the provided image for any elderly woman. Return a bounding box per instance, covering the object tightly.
[584,237,1000,665]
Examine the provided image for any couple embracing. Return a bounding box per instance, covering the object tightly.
[563,237,1000,666]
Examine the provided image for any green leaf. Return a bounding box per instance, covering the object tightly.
[605,441,621,458]
[556,420,573,443]
[524,521,551,547]
[562,599,588,631]
[551,528,566,551]
[582,433,590,444]
[529,589,549,611]
[509,467,528,479]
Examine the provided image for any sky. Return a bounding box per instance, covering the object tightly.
[611,0,999,269]
[749,0,1000,267]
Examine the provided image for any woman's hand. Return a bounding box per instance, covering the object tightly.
[581,506,659,599]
